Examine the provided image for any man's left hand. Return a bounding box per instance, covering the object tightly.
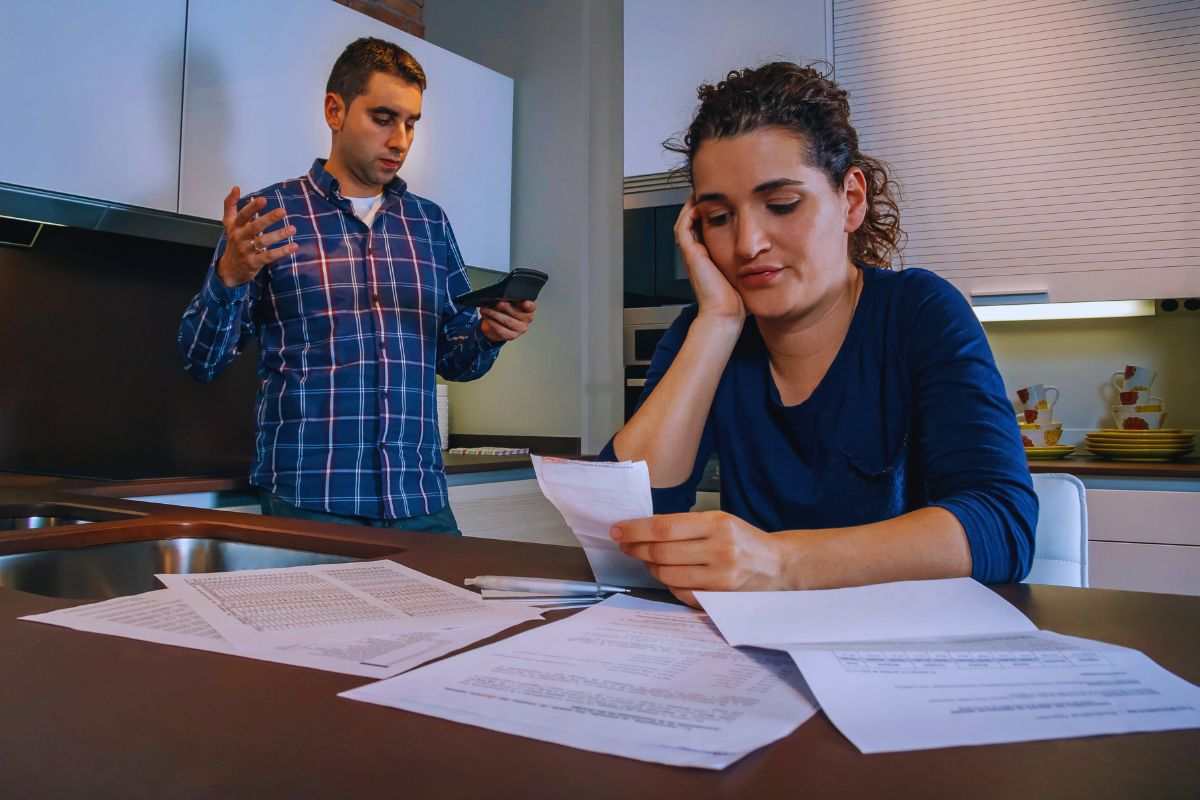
[480,300,536,343]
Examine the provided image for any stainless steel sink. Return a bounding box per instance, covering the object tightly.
[0,503,139,532]
[0,537,360,600]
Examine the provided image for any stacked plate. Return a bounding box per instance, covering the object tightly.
[1084,429,1195,462]
[1025,444,1075,460]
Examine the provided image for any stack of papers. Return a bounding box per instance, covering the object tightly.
[22,560,541,679]
[696,578,1200,753]
[341,595,818,769]
[531,455,662,589]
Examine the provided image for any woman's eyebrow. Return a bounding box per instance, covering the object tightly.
[695,179,806,204]
[753,178,805,193]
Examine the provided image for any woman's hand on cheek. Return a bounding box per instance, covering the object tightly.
[610,511,784,608]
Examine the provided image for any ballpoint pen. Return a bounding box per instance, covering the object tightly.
[464,575,630,595]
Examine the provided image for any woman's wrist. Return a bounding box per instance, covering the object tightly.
[691,310,745,344]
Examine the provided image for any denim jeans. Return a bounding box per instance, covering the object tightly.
[259,491,462,536]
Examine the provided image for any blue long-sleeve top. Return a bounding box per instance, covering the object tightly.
[602,266,1036,584]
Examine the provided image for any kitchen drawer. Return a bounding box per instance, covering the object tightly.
[1087,490,1200,547]
[1089,541,1200,597]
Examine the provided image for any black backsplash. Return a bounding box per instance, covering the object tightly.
[0,225,259,479]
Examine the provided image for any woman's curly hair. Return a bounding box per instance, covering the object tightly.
[666,62,904,268]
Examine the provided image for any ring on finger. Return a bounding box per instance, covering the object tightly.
[252,234,266,254]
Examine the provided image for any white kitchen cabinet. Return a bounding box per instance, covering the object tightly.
[180,0,513,271]
[0,1,186,211]
[449,479,576,547]
[1086,489,1200,596]
[623,0,830,177]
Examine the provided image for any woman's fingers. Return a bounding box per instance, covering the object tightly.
[621,538,712,566]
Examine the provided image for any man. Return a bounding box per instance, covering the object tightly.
[178,38,534,533]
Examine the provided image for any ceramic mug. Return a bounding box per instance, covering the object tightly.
[1117,389,1163,410]
[1111,405,1167,430]
[1015,384,1060,413]
[1111,365,1156,392]
[1021,407,1054,424]
[1020,421,1063,447]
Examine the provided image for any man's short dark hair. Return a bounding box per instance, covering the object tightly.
[326,37,427,106]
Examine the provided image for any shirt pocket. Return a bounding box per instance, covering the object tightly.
[837,430,910,525]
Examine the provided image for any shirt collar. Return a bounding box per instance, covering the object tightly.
[307,158,407,204]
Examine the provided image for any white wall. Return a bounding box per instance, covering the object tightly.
[985,311,1200,443]
[426,0,624,453]
[623,0,830,176]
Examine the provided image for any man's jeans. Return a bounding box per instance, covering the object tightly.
[259,491,462,536]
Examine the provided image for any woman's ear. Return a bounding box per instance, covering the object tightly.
[843,166,868,234]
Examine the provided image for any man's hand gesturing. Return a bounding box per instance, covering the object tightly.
[216,186,299,288]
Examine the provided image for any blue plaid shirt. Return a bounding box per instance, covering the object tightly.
[178,159,502,519]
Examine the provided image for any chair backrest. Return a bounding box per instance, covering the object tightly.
[1023,473,1089,588]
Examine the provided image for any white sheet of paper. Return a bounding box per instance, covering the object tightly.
[21,589,524,679]
[341,595,818,769]
[530,455,662,589]
[156,560,539,648]
[785,630,1200,753]
[695,578,1036,647]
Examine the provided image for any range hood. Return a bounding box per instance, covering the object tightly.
[0,181,222,249]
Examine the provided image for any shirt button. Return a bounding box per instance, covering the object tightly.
[372,292,381,305]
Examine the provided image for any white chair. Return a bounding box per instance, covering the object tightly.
[1023,473,1089,588]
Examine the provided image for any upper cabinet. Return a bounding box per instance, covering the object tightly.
[179,0,513,271]
[0,1,186,212]
[623,0,830,177]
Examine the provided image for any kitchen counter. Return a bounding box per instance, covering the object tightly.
[0,452,534,497]
[1027,456,1200,478]
[1,491,1198,798]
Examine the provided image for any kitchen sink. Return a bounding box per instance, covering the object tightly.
[0,537,360,600]
[0,503,140,532]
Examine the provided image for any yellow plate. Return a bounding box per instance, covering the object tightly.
[1086,446,1193,457]
[1087,437,1193,446]
[1089,454,1185,462]
[1090,428,1184,435]
[1025,446,1075,459]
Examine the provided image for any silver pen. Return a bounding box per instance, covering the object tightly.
[464,575,630,595]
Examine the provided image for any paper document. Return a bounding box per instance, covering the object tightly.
[157,559,538,648]
[341,595,818,769]
[22,589,522,679]
[786,631,1200,753]
[531,455,662,589]
[695,578,1036,647]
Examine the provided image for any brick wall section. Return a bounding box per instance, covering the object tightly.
[333,0,424,38]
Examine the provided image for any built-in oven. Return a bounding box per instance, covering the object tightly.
[623,306,686,420]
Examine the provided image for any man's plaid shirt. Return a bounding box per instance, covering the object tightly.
[179,160,501,519]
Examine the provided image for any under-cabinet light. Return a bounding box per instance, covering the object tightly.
[973,300,1157,323]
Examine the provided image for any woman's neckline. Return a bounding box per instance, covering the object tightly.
[764,264,875,410]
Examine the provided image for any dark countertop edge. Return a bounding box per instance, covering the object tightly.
[0,454,538,497]
[1028,456,1200,478]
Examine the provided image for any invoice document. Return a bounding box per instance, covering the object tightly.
[341,595,818,769]
[530,455,663,589]
[695,578,1037,647]
[695,579,1200,753]
[786,631,1200,753]
[156,559,539,648]
[22,589,523,679]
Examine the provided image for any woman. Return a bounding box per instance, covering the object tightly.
[604,62,1036,607]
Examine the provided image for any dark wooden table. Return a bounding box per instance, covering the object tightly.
[2,527,1199,799]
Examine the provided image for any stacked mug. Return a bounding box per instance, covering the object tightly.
[1015,384,1063,448]
[1109,364,1166,430]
